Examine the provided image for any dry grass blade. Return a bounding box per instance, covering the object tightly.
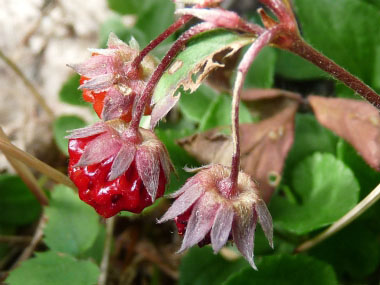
[0,137,75,189]
[0,128,49,205]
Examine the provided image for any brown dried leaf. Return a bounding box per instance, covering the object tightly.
[241,88,302,119]
[179,99,299,202]
[206,49,241,92]
[309,96,380,170]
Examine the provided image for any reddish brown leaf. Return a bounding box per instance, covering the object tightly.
[241,88,302,119]
[178,131,233,166]
[309,96,380,171]
[178,98,299,202]
[206,49,241,93]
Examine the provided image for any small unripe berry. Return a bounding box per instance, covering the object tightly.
[69,33,156,122]
[158,164,273,269]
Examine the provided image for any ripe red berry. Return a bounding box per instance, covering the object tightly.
[67,120,172,218]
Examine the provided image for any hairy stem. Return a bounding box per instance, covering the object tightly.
[288,38,380,109]
[295,183,380,252]
[0,138,75,189]
[0,49,55,119]
[229,29,277,193]
[129,22,217,131]
[98,217,116,285]
[0,128,49,206]
[130,15,193,72]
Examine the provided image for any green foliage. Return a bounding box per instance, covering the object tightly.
[245,46,277,88]
[44,185,100,257]
[336,139,380,198]
[108,0,151,15]
[179,247,247,285]
[294,0,380,88]
[199,92,254,131]
[275,49,324,80]
[283,114,338,179]
[53,115,86,155]
[310,223,380,279]
[99,15,147,48]
[0,175,41,226]
[135,0,175,47]
[6,251,99,285]
[179,85,217,123]
[41,0,380,283]
[153,30,253,105]
[224,254,338,284]
[59,74,88,106]
[81,224,106,265]
[271,153,359,234]
[156,127,200,194]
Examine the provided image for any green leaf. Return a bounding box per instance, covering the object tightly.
[0,225,15,258]
[53,115,86,155]
[275,49,325,80]
[59,74,88,106]
[363,0,380,9]
[6,251,99,285]
[336,139,380,198]
[99,15,147,48]
[107,0,153,15]
[310,223,380,279]
[135,0,175,48]
[283,114,338,182]
[81,224,106,265]
[153,30,254,106]
[156,128,200,195]
[336,139,380,233]
[271,153,359,234]
[179,247,247,285]
[0,175,41,226]
[179,84,217,123]
[44,185,100,257]
[224,254,338,285]
[199,92,254,131]
[245,46,277,88]
[294,0,380,87]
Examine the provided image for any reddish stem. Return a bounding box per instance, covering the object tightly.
[229,28,278,194]
[259,0,294,26]
[129,22,217,131]
[288,38,380,109]
[130,15,193,73]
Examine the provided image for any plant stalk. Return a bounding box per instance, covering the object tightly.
[130,15,193,73]
[288,38,380,109]
[98,217,116,285]
[229,29,277,194]
[129,22,217,131]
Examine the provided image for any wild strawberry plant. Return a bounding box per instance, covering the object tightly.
[1,0,380,284]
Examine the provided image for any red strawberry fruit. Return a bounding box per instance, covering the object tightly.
[67,119,172,218]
